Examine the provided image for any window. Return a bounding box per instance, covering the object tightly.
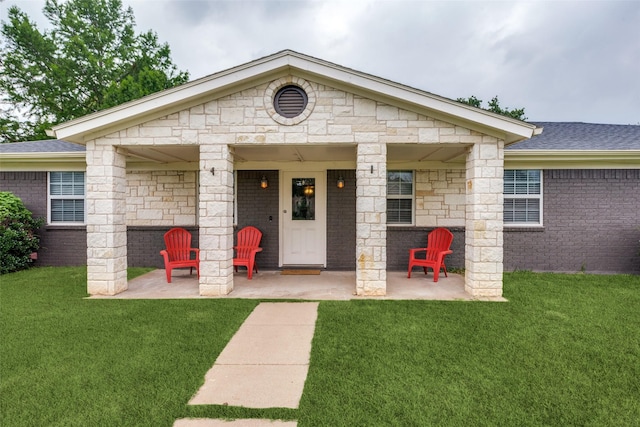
[387,170,414,225]
[48,172,85,224]
[504,169,542,226]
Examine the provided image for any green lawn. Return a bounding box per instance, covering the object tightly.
[1,268,639,426]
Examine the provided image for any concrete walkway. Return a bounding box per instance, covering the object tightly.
[174,302,318,427]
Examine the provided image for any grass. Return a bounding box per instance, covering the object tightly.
[1,268,639,426]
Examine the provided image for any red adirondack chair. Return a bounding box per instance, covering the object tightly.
[233,226,263,279]
[407,228,453,282]
[159,228,200,283]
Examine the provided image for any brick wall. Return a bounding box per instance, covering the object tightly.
[128,226,199,268]
[0,172,87,266]
[0,171,47,217]
[505,169,640,273]
[235,170,279,269]
[327,169,356,270]
[387,227,465,271]
[5,168,639,273]
[39,227,87,266]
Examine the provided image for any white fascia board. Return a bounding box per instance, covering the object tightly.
[0,152,85,171]
[0,152,85,161]
[505,150,640,169]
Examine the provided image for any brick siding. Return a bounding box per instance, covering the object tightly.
[0,172,47,217]
[4,169,639,273]
[235,170,279,269]
[387,227,465,271]
[327,169,356,270]
[504,169,640,273]
[39,227,87,266]
[0,172,87,266]
[128,226,199,268]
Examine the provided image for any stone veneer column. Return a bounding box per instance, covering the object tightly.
[86,143,128,295]
[355,143,387,296]
[465,138,505,297]
[198,143,234,296]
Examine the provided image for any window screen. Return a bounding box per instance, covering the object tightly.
[503,170,542,225]
[387,171,413,224]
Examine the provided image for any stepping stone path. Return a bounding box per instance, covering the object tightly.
[174,302,318,427]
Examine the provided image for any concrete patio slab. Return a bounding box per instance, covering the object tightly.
[91,269,506,301]
[189,303,318,409]
[174,418,296,427]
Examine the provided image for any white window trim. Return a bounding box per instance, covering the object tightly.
[387,170,415,226]
[47,172,86,225]
[504,169,543,227]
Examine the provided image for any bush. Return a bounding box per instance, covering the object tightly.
[0,192,44,274]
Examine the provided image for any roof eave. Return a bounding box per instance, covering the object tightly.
[505,149,640,169]
[0,152,86,161]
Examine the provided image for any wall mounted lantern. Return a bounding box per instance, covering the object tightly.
[260,175,269,189]
[337,176,345,189]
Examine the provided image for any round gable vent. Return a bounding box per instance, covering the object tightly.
[274,85,308,118]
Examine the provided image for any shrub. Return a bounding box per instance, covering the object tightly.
[0,192,44,274]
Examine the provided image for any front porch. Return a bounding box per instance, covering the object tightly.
[89,269,506,301]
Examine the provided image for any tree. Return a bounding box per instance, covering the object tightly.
[0,0,189,143]
[457,95,527,121]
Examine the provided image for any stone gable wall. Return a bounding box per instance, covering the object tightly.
[99,76,483,147]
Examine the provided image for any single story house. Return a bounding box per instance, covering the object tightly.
[1,51,638,297]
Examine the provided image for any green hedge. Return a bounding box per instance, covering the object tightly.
[0,192,44,274]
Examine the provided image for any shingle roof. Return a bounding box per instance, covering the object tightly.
[0,139,86,153]
[507,122,640,150]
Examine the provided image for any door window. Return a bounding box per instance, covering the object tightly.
[292,178,315,220]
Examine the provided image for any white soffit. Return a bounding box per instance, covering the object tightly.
[52,50,537,144]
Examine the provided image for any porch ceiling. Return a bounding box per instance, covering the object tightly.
[388,144,469,163]
[233,145,356,162]
[120,143,469,164]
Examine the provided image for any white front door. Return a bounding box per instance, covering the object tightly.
[281,171,326,267]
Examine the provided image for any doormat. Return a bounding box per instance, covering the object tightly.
[281,269,321,275]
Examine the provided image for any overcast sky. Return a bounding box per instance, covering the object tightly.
[2,0,639,124]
